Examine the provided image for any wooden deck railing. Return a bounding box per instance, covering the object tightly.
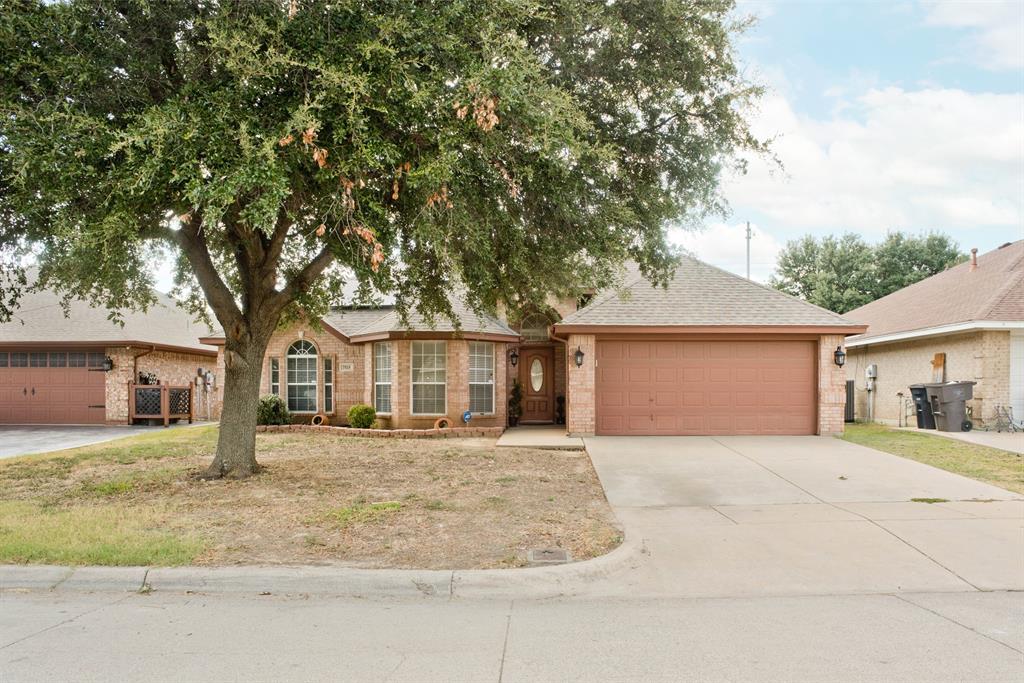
[128,383,194,427]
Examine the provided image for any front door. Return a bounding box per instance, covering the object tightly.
[520,347,554,423]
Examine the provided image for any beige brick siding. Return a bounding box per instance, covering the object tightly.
[105,346,215,424]
[818,334,847,436]
[845,331,1010,425]
[565,334,596,435]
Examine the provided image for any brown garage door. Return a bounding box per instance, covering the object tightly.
[0,350,107,424]
[596,340,816,436]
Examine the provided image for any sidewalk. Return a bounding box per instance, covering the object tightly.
[897,426,1023,454]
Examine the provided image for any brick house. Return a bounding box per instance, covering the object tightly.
[205,256,864,436]
[843,240,1023,427]
[0,280,217,425]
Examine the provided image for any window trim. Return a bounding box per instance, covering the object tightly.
[410,340,447,416]
[468,341,495,415]
[286,340,319,414]
[269,357,280,396]
[323,356,334,414]
[373,342,393,415]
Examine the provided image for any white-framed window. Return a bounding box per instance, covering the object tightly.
[468,341,495,413]
[411,340,446,415]
[323,357,334,413]
[374,342,392,414]
[286,340,318,413]
[270,357,280,396]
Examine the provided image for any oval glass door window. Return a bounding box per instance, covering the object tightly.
[530,358,544,392]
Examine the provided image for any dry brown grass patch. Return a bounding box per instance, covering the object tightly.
[0,428,621,569]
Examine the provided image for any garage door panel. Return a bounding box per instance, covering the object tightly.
[0,349,105,424]
[596,340,816,436]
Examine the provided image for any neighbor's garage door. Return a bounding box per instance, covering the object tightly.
[0,350,107,424]
[596,340,816,436]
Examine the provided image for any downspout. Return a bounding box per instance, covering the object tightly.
[550,330,570,432]
[132,345,156,381]
[125,345,155,426]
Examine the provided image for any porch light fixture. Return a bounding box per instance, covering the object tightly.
[509,348,519,367]
[574,346,585,368]
[833,346,846,368]
[102,356,114,372]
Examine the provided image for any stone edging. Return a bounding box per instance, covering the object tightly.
[255,424,505,439]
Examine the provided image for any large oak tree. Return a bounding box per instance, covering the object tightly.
[1,0,765,477]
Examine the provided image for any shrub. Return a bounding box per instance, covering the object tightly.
[347,403,376,429]
[257,395,291,425]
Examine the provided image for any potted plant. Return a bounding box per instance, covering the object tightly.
[508,379,523,427]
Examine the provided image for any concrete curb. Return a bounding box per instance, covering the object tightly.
[0,538,644,599]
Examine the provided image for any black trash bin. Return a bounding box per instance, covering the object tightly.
[923,381,976,432]
[909,384,936,429]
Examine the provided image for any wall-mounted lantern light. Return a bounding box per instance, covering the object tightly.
[574,346,585,368]
[102,356,115,372]
[509,348,519,367]
[833,346,846,368]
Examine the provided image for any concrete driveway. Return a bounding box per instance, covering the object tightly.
[0,425,167,459]
[584,435,1023,598]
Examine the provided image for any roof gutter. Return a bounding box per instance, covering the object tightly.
[552,324,867,335]
[846,320,1024,348]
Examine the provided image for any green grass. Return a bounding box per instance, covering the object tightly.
[1,426,218,481]
[323,501,402,529]
[841,423,1024,494]
[0,501,205,566]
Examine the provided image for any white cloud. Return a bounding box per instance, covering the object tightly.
[725,86,1024,238]
[922,0,1024,69]
[669,222,783,283]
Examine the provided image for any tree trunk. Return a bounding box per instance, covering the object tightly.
[203,338,267,479]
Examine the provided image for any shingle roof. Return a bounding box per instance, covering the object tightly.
[321,307,392,337]
[0,280,217,354]
[557,255,861,328]
[346,297,518,339]
[845,240,1024,342]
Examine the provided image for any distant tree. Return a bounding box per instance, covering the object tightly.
[872,232,967,297]
[769,232,966,314]
[769,234,875,313]
[0,0,766,478]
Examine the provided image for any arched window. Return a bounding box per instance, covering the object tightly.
[286,340,318,413]
[519,313,551,342]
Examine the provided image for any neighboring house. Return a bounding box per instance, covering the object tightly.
[209,255,864,436]
[0,280,217,425]
[843,240,1024,426]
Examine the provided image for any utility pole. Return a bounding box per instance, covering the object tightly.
[745,221,752,280]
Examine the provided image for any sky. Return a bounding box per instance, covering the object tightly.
[670,0,1024,281]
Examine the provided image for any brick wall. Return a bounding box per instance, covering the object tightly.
[817,334,847,436]
[384,338,508,429]
[565,333,596,435]
[249,329,509,429]
[105,346,215,424]
[262,323,365,422]
[845,331,1010,426]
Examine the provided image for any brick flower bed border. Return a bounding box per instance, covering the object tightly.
[255,424,505,439]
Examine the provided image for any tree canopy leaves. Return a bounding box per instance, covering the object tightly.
[769,231,966,314]
[1,0,765,327]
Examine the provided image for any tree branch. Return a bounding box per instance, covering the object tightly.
[172,214,244,338]
[271,245,335,314]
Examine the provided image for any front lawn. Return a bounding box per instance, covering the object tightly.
[0,427,620,568]
[841,423,1024,494]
